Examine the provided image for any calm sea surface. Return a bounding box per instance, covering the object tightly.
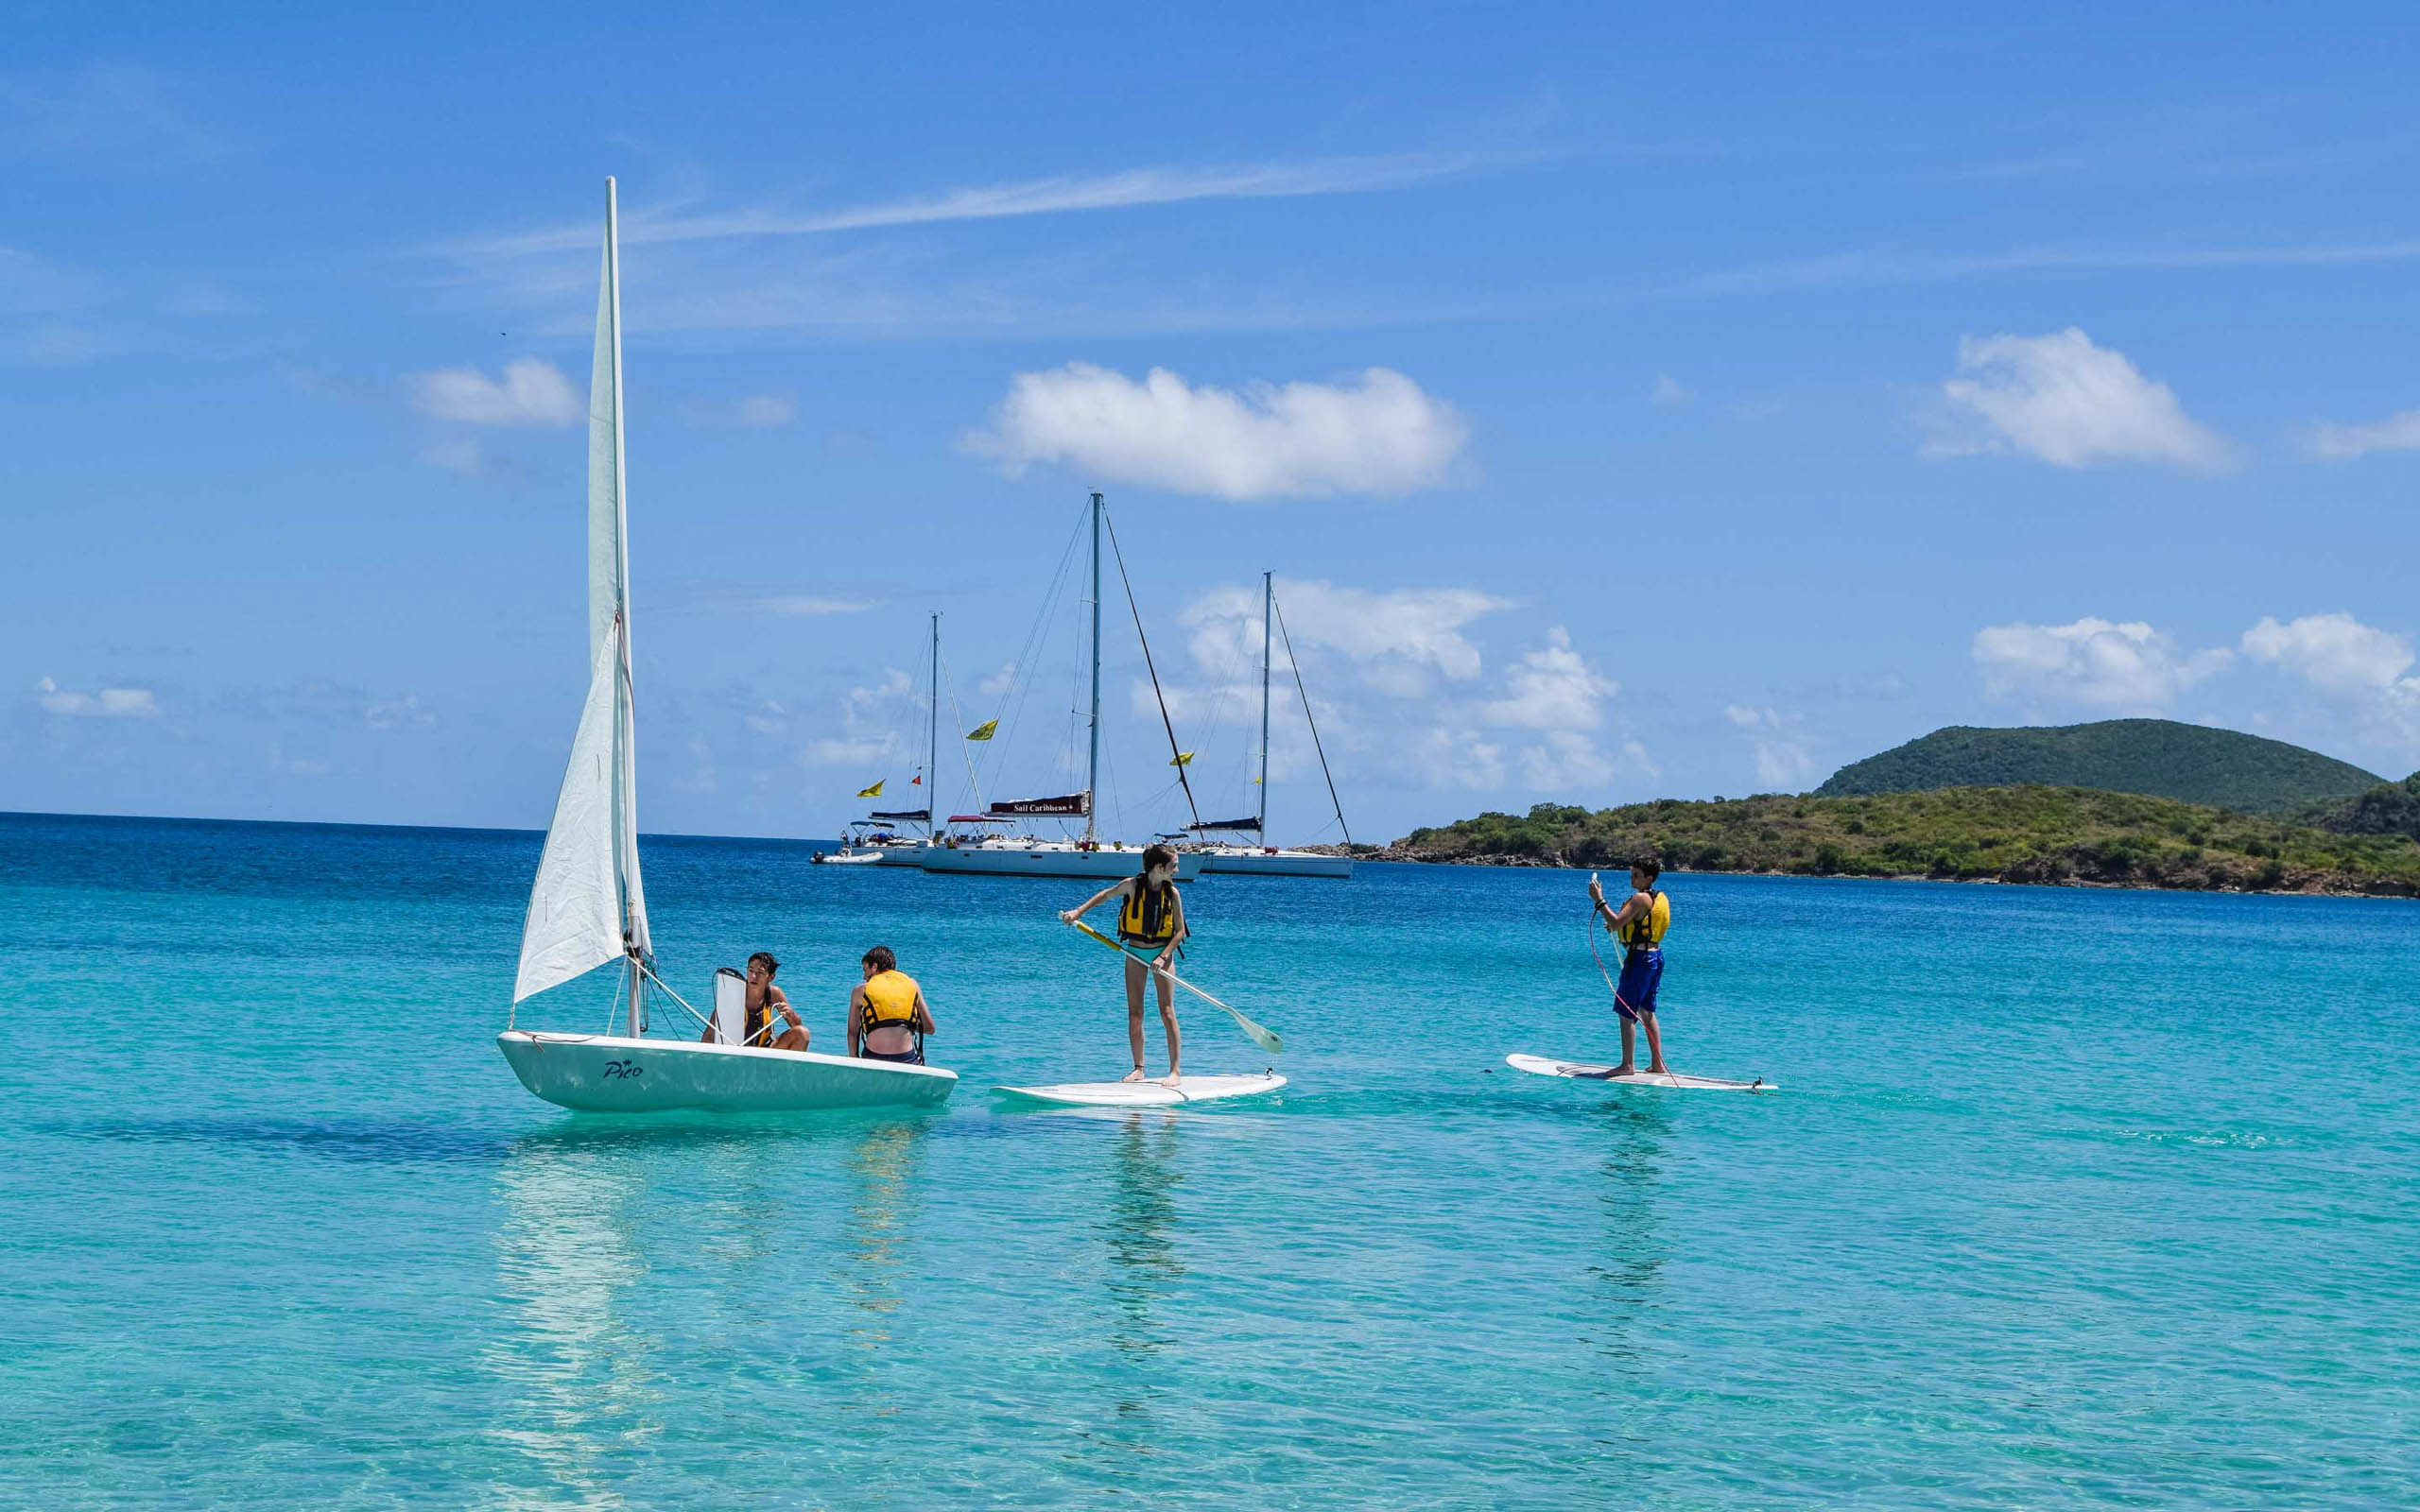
[2,811,2415,1508]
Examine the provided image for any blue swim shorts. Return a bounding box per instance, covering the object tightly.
[1614,949,1663,1023]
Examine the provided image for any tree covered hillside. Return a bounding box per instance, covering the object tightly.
[1814,720,2380,815]
[1392,787,2420,896]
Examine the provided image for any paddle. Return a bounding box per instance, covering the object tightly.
[1063,918,1283,1055]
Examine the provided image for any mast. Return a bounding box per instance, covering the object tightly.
[1257,570,1272,840]
[927,610,940,838]
[602,176,645,1038]
[1085,490,1102,846]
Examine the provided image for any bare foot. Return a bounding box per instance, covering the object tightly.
[1120,1066,1148,1083]
[1610,1063,1639,1077]
[1161,1072,1184,1089]
[1646,1064,1670,1076]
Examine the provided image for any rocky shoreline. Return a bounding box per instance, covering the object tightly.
[1358,842,2418,899]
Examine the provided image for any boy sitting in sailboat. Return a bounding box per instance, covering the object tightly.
[850,946,938,1064]
[1059,844,1188,1083]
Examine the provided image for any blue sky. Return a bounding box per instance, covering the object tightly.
[8,3,2420,841]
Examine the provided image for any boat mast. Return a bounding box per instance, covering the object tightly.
[927,610,940,839]
[601,176,645,1039]
[1085,490,1102,847]
[1257,570,1271,842]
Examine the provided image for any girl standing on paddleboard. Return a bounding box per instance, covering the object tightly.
[1591,860,1670,1076]
[1061,844,1188,1083]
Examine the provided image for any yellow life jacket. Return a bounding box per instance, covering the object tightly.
[1117,880,1179,945]
[1616,889,1669,952]
[859,970,921,1037]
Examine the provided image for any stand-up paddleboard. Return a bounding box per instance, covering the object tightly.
[994,1073,1287,1108]
[1506,1053,1775,1091]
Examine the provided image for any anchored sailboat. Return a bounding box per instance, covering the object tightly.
[1187,574,1355,878]
[497,179,954,1113]
[921,491,1203,880]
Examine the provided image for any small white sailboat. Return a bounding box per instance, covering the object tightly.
[1187,574,1354,878]
[497,179,954,1114]
[921,490,1204,882]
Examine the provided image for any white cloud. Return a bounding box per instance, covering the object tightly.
[421,437,485,476]
[1182,578,1509,684]
[1973,616,2232,712]
[673,734,719,794]
[742,594,877,617]
[1925,328,2231,472]
[2241,613,2418,696]
[799,671,913,768]
[1481,627,1616,730]
[744,701,787,735]
[685,394,796,429]
[1724,704,1817,790]
[2308,408,2420,461]
[2240,612,2420,748]
[35,677,158,718]
[1649,373,1694,405]
[1168,585,1635,798]
[266,742,329,778]
[977,662,1018,697]
[364,695,434,730]
[803,735,893,767]
[408,357,581,427]
[967,363,1467,500]
[1518,730,1616,789]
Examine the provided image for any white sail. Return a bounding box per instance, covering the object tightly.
[514,631,625,1002]
[514,179,648,1003]
[587,178,648,961]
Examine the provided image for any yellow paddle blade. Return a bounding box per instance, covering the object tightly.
[1064,918,1282,1055]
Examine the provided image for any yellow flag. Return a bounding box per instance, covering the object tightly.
[1169,751,1194,766]
[856,779,885,799]
[965,719,998,742]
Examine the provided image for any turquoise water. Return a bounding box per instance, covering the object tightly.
[4,812,2416,1507]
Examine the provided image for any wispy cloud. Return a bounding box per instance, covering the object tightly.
[1674,239,2420,299]
[408,357,581,427]
[0,65,229,163]
[447,151,1497,261]
[2307,407,2420,461]
[35,677,159,718]
[681,394,796,429]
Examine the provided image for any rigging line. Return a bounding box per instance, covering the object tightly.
[1271,589,1351,846]
[984,503,1089,801]
[936,643,985,813]
[1101,507,1201,827]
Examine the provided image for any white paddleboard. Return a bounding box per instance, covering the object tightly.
[1506,1053,1775,1091]
[994,1073,1287,1108]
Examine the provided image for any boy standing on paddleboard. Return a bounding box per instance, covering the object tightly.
[1591,861,1670,1076]
[1060,844,1188,1084]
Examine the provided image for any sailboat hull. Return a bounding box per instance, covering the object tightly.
[498,1031,957,1112]
[1194,848,1354,878]
[918,845,1204,880]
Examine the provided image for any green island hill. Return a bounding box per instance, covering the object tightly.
[1382,786,2420,897]
[2299,769,2420,844]
[1815,718,2381,815]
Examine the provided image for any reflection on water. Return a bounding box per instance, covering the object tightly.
[837,1119,929,1346]
[1098,1112,1186,1363]
[1586,1102,1668,1366]
[483,1132,662,1511]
